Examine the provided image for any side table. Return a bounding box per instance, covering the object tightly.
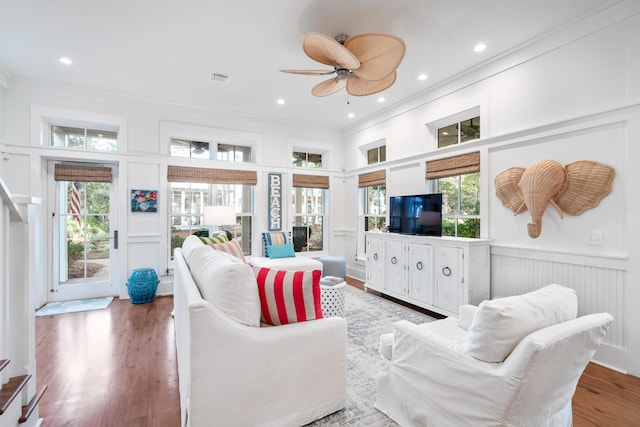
[320,276,346,317]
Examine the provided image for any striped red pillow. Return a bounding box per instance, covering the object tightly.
[255,268,323,326]
[208,240,247,263]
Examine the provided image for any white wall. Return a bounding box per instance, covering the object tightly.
[1,80,345,303]
[343,6,640,375]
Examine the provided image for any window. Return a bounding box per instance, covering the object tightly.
[292,151,322,168]
[437,116,480,148]
[169,139,253,162]
[367,145,386,165]
[51,125,117,151]
[167,166,257,264]
[426,152,480,238]
[291,174,328,253]
[358,170,386,258]
[170,139,210,159]
[363,184,387,231]
[217,144,252,162]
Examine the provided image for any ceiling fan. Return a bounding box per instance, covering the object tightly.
[281,32,406,97]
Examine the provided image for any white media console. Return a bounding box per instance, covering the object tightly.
[365,232,491,317]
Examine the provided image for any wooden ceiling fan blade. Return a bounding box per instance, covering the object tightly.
[303,32,360,69]
[346,72,397,96]
[312,78,346,97]
[280,69,335,75]
[344,33,406,81]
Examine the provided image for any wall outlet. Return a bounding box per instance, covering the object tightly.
[586,231,604,246]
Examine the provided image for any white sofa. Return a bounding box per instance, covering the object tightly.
[173,237,347,427]
[375,284,613,427]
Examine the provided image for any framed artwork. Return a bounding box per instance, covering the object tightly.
[131,189,158,212]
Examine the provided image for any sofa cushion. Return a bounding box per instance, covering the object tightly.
[466,284,578,362]
[181,235,206,266]
[208,239,247,263]
[189,245,260,327]
[255,267,323,326]
[266,243,296,259]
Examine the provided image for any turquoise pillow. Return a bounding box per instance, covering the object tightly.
[267,243,296,259]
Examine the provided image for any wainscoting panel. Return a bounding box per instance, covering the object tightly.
[491,247,626,349]
[127,240,161,277]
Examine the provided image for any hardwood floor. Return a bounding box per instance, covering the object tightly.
[36,296,180,427]
[36,292,640,426]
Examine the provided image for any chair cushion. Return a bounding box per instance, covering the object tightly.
[255,267,323,326]
[189,245,260,327]
[208,239,247,263]
[466,284,578,362]
[266,243,296,259]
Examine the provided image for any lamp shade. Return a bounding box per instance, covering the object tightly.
[204,205,235,226]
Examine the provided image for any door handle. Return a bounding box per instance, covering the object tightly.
[110,230,118,249]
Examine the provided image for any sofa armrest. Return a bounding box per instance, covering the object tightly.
[187,301,347,426]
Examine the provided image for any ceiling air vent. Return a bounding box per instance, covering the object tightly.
[209,72,230,84]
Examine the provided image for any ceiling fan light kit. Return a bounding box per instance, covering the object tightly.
[281,32,405,97]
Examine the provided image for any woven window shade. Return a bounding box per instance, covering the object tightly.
[54,164,112,182]
[426,152,480,180]
[292,174,329,189]
[358,170,386,187]
[167,166,257,185]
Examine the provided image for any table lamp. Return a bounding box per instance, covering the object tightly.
[204,205,235,235]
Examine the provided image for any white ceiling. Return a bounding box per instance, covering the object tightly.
[0,0,617,130]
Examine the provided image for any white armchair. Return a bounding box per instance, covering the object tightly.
[375,284,613,427]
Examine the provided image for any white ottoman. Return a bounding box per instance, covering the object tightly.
[320,277,346,317]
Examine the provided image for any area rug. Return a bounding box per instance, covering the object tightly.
[35,297,114,316]
[306,285,436,427]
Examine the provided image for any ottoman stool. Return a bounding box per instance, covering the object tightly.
[318,255,346,279]
[320,276,346,317]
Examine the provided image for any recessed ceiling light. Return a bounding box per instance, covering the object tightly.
[377,97,385,103]
[473,43,487,52]
[418,73,428,81]
[277,98,285,105]
[348,113,355,118]
[59,57,73,65]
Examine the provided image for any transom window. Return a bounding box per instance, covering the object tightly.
[367,145,386,165]
[170,139,210,159]
[292,151,323,168]
[217,144,252,162]
[51,125,117,151]
[437,116,481,148]
[170,139,253,162]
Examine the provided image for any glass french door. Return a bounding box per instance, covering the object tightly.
[49,163,118,301]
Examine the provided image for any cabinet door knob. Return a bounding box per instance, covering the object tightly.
[373,253,378,261]
[391,256,397,265]
[416,261,423,271]
[442,266,452,277]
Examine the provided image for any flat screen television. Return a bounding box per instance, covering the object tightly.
[388,193,442,236]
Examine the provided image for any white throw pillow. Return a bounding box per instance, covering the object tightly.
[181,235,206,267]
[466,284,578,362]
[189,245,261,327]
